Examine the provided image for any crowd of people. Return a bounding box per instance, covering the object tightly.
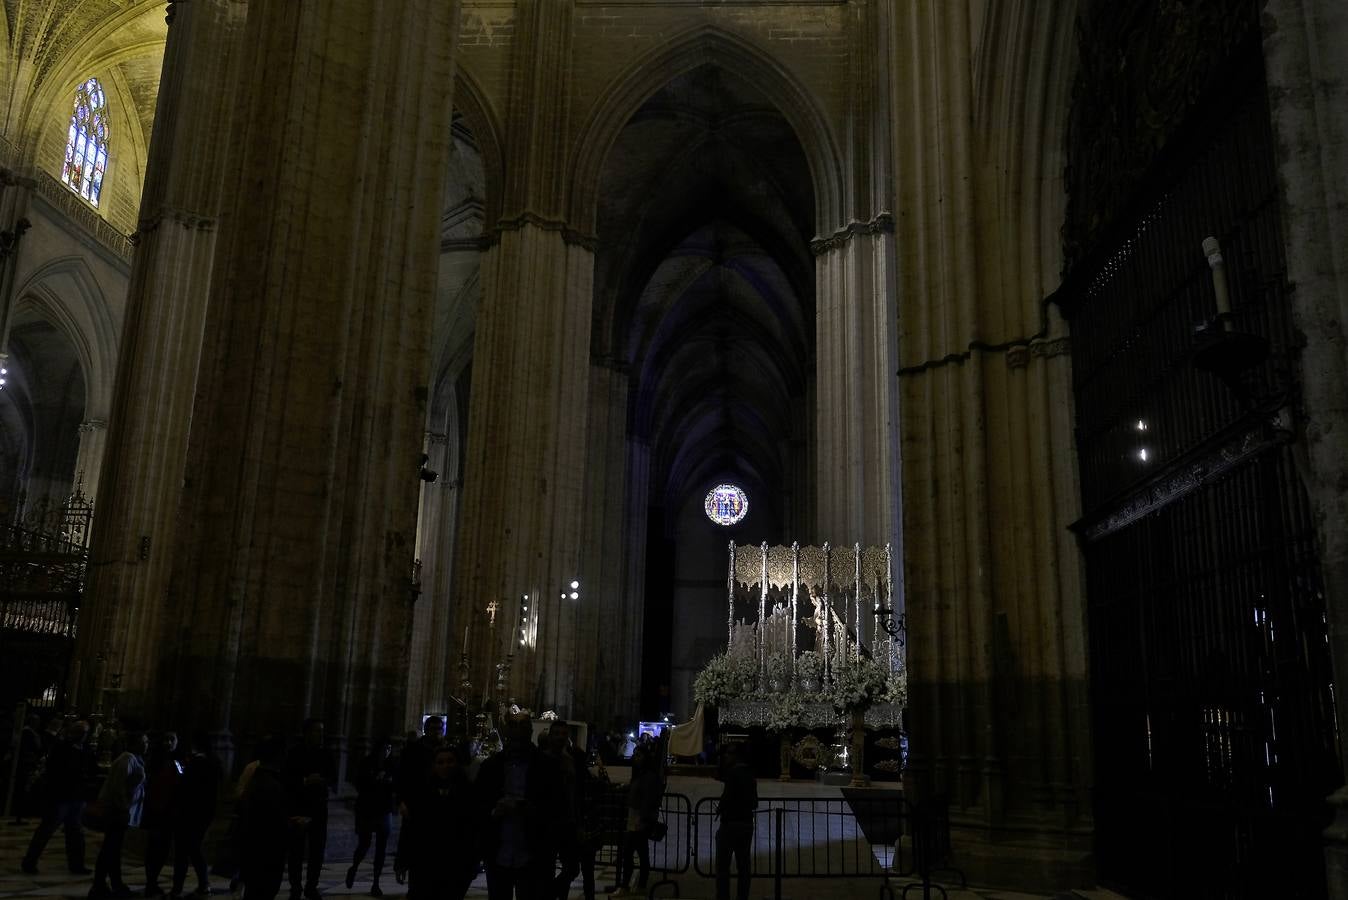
[7,711,756,900]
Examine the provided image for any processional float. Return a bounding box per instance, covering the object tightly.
[688,541,907,783]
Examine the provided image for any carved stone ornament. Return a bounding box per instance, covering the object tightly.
[809,212,895,256]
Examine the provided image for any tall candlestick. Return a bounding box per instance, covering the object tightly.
[463,625,469,655]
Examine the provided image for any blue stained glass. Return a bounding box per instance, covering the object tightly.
[61,78,109,206]
[704,483,749,526]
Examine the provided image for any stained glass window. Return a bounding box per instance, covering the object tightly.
[705,483,749,526]
[61,78,109,207]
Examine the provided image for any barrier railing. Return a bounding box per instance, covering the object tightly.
[588,790,964,900]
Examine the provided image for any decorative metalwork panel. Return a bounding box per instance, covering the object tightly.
[861,546,889,595]
[766,544,795,589]
[0,487,89,710]
[734,544,761,588]
[797,545,825,592]
[829,545,857,588]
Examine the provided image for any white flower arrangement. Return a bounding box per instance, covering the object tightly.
[765,691,803,732]
[766,652,789,683]
[829,656,889,711]
[693,652,737,705]
[729,652,758,690]
[882,668,908,707]
[796,650,823,681]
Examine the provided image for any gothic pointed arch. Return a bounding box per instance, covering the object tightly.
[11,255,118,419]
[568,25,844,238]
[452,62,505,233]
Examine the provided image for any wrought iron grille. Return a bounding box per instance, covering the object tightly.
[0,487,90,708]
[1064,62,1340,898]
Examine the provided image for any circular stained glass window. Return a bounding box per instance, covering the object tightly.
[705,483,749,526]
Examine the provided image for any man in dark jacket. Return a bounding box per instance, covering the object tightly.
[239,736,297,900]
[172,732,222,898]
[394,743,481,898]
[283,719,336,900]
[714,743,757,900]
[475,710,561,900]
[21,719,93,875]
[347,737,396,896]
[547,721,601,900]
[395,716,444,811]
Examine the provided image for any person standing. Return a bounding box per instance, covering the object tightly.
[713,743,757,900]
[395,716,444,812]
[476,710,561,900]
[90,731,148,899]
[546,721,600,900]
[142,731,182,897]
[11,712,44,823]
[172,732,222,899]
[21,719,93,875]
[346,738,396,896]
[609,747,663,898]
[283,719,336,900]
[394,744,480,899]
[239,736,301,900]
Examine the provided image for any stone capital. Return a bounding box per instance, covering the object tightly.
[481,211,598,253]
[136,206,218,238]
[810,212,895,255]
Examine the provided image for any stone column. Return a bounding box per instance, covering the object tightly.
[575,359,640,724]
[143,0,458,754]
[894,0,1091,888]
[814,0,902,549]
[1260,0,1348,890]
[813,222,901,546]
[452,0,596,706]
[73,0,246,713]
[73,418,107,502]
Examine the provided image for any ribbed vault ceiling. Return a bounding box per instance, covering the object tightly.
[596,65,814,520]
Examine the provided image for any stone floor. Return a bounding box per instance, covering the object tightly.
[0,816,1129,900]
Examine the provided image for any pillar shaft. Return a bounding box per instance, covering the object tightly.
[74,0,246,713]
[1260,0,1348,890]
[454,227,593,705]
[893,0,1091,886]
[141,0,456,750]
[452,0,595,710]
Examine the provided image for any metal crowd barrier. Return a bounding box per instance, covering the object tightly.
[586,790,964,900]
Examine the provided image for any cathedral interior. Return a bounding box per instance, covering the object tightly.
[1,0,1346,896]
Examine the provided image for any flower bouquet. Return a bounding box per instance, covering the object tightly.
[796,650,823,693]
[829,656,889,711]
[766,652,789,692]
[882,667,908,707]
[693,653,737,705]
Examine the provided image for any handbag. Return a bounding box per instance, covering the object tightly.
[649,818,668,842]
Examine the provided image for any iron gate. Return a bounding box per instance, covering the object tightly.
[1063,55,1341,898]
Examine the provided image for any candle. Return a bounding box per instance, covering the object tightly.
[462,625,469,655]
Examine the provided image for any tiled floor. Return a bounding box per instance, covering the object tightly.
[0,815,1101,900]
[2,802,1130,900]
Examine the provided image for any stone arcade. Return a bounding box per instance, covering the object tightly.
[1,0,1346,895]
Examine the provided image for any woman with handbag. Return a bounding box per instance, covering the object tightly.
[90,731,148,899]
[608,747,663,898]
